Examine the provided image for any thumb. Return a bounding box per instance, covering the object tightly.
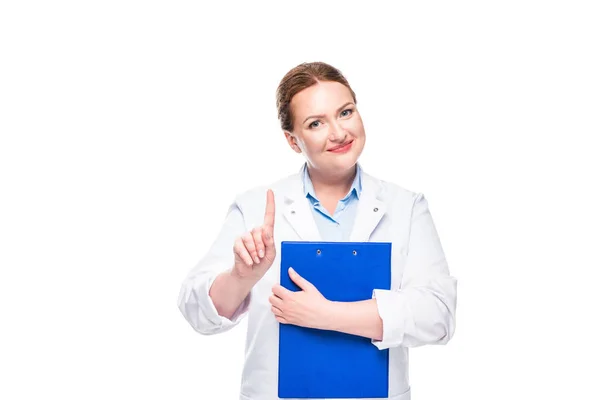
[289,267,314,291]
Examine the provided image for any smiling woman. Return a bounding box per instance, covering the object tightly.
[278,63,366,199]
[178,61,457,400]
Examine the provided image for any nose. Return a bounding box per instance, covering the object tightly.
[328,121,346,142]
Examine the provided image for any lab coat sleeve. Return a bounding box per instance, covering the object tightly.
[371,192,457,349]
[177,199,252,335]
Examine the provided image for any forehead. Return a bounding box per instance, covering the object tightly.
[290,81,353,117]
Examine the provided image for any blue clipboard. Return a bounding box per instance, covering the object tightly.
[278,241,392,399]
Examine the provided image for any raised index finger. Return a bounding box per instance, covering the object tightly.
[263,189,275,229]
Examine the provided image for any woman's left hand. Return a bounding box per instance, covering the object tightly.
[270,267,333,330]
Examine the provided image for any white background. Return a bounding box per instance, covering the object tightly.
[1,1,599,399]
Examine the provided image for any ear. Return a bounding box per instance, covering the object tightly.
[284,131,302,154]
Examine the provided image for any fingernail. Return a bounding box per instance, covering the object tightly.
[259,250,264,258]
[289,267,294,274]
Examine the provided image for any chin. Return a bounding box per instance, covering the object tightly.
[326,152,360,170]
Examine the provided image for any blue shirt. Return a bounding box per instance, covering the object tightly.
[301,162,363,242]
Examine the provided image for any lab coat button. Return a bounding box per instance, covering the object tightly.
[373,207,379,212]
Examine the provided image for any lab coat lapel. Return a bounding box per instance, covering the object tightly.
[280,163,386,242]
[281,165,321,241]
[349,170,387,242]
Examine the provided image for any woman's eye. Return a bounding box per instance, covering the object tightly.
[309,121,320,129]
[341,109,353,117]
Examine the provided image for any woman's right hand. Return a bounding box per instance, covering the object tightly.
[232,189,276,282]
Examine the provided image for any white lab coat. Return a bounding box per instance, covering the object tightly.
[178,163,457,400]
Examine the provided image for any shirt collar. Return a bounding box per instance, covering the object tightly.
[302,162,363,202]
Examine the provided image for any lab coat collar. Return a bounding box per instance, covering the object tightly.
[280,162,386,242]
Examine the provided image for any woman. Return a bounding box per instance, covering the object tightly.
[178,61,457,400]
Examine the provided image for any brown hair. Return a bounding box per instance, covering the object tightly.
[276,62,357,133]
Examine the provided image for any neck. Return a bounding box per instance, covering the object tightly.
[307,163,357,198]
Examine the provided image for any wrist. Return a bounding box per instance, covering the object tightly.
[320,300,339,331]
[229,267,260,289]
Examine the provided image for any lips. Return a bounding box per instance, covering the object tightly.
[328,140,354,152]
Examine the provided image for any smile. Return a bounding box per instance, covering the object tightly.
[327,140,354,153]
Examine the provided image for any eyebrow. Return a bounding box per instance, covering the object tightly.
[303,101,355,124]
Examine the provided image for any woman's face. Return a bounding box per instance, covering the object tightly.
[284,81,366,175]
